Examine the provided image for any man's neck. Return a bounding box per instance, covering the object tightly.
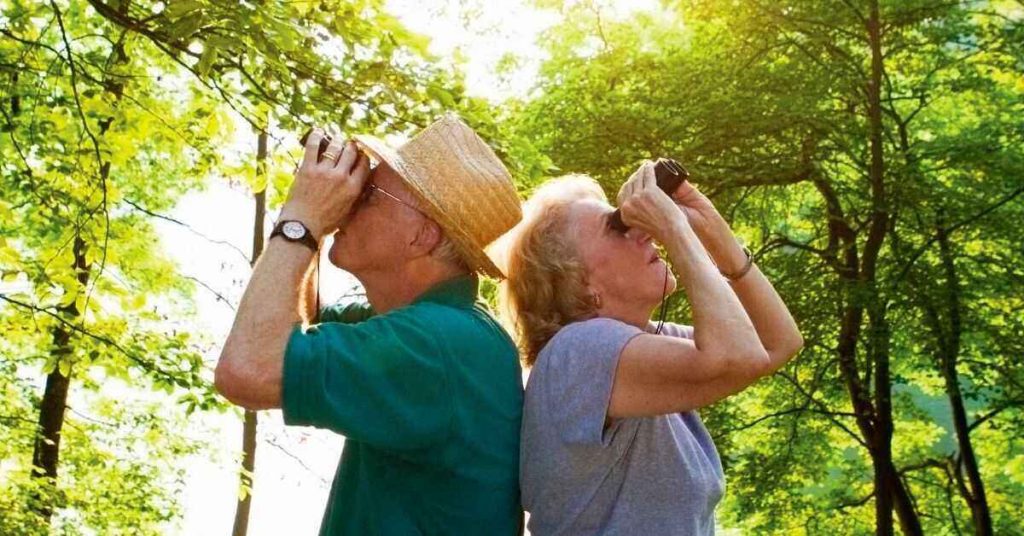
[358,261,468,314]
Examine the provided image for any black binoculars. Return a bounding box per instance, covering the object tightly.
[608,158,690,233]
[299,128,334,162]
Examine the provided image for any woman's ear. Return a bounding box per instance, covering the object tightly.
[409,218,443,257]
[589,288,603,311]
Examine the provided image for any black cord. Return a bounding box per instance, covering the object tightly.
[314,247,321,324]
[654,262,670,335]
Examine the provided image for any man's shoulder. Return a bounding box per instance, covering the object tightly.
[401,300,500,331]
[319,300,374,324]
[319,298,516,358]
[400,301,516,351]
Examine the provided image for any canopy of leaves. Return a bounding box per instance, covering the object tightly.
[0,0,484,532]
[509,0,1023,533]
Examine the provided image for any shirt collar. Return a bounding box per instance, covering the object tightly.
[412,274,479,308]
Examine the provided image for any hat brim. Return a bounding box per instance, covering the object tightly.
[353,134,507,279]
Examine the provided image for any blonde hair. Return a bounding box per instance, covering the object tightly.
[497,175,608,366]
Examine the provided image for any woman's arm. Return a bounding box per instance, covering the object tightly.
[670,177,804,371]
[607,163,771,418]
[610,226,804,418]
[703,226,804,372]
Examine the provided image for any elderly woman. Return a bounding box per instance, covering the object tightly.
[499,163,804,535]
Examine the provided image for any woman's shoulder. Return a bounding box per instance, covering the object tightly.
[548,317,693,344]
[535,317,645,368]
[552,317,642,344]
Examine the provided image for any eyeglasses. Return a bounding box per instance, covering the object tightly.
[356,182,424,215]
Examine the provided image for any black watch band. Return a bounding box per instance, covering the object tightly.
[270,220,319,253]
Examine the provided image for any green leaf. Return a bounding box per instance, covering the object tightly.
[196,43,218,77]
[164,0,203,21]
[166,12,204,40]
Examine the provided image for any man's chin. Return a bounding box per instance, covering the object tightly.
[326,240,347,270]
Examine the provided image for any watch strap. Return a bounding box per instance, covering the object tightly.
[270,220,319,253]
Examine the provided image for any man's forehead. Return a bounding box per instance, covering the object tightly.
[369,161,422,208]
[372,162,406,188]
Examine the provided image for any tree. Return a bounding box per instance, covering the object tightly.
[2,0,226,530]
[509,1,1024,533]
[1,0,470,532]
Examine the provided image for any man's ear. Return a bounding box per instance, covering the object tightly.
[409,218,443,257]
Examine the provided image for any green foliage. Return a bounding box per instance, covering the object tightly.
[0,373,209,535]
[512,0,1023,533]
[0,0,465,532]
[2,0,1020,533]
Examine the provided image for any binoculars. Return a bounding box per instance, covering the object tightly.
[608,158,690,233]
[299,128,335,162]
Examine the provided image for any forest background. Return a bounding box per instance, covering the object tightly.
[1,0,1022,534]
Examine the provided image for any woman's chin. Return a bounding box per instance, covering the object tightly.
[653,261,676,294]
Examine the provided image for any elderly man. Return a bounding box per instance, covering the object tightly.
[215,114,524,535]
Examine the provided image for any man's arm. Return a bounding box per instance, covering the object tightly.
[300,253,319,325]
[215,131,370,410]
[214,238,313,409]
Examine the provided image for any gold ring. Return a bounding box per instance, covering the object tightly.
[321,151,339,161]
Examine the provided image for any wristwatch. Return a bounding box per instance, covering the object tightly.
[270,220,319,253]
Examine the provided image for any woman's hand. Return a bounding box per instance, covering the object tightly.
[671,177,751,275]
[670,179,725,241]
[617,161,689,243]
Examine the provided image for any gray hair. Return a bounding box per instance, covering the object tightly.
[431,232,470,272]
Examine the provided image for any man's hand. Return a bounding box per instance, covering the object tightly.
[280,128,371,239]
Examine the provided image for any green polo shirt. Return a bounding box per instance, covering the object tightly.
[281,275,523,535]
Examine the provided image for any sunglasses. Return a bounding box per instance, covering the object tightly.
[356,182,409,208]
[354,182,435,224]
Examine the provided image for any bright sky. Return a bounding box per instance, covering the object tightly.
[162,1,659,534]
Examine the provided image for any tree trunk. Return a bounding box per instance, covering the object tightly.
[231,409,258,536]
[865,2,910,534]
[868,304,924,536]
[231,129,268,536]
[10,72,19,114]
[852,2,925,534]
[30,236,89,522]
[27,5,128,520]
[935,226,993,535]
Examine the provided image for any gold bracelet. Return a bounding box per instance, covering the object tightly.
[721,245,754,282]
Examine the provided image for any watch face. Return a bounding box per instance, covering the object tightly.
[282,221,307,239]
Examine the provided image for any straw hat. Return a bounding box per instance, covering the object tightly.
[354,113,522,279]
